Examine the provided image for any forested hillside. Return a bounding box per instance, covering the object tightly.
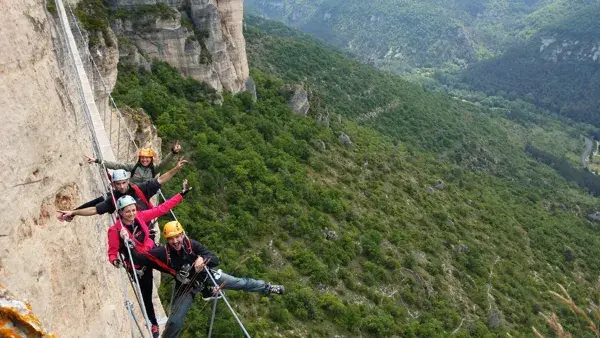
[246,0,600,125]
[245,0,547,70]
[460,1,600,125]
[109,16,600,337]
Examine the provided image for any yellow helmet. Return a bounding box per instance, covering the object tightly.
[163,221,184,239]
[138,148,155,158]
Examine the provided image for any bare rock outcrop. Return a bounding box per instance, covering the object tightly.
[0,1,131,336]
[280,84,310,116]
[113,0,249,93]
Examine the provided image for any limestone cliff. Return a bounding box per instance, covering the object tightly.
[0,0,131,336]
[113,0,249,93]
[539,35,600,63]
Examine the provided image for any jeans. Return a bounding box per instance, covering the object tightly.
[162,271,267,338]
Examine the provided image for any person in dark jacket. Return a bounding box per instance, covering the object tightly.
[56,157,187,221]
[128,221,285,338]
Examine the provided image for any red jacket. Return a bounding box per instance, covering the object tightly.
[107,193,183,264]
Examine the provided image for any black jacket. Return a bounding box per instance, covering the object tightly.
[95,178,161,214]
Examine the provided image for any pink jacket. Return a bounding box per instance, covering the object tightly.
[107,193,182,264]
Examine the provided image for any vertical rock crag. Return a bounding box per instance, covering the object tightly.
[0,0,132,336]
[113,0,249,93]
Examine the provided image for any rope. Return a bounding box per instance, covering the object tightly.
[55,0,154,335]
[207,297,218,337]
[67,3,179,224]
[119,267,146,338]
[65,5,253,337]
[203,267,251,338]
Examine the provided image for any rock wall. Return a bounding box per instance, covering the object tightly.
[0,0,132,336]
[539,35,600,63]
[113,0,249,93]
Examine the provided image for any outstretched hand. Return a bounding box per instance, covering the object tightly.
[119,228,129,240]
[175,156,188,170]
[181,179,193,196]
[86,155,96,164]
[57,210,74,222]
[193,256,207,272]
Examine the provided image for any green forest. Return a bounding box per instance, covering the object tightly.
[246,0,600,126]
[101,11,600,336]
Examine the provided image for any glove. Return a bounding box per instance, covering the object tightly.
[181,186,193,196]
[112,259,122,269]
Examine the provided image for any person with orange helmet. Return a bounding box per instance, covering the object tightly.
[129,221,285,338]
[87,141,182,185]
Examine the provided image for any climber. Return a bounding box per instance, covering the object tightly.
[56,157,188,221]
[129,221,285,338]
[86,141,182,185]
[109,180,191,338]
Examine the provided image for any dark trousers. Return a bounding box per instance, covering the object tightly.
[162,272,268,338]
[130,267,158,326]
[162,285,197,338]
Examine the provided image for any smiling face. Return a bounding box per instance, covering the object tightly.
[139,156,153,167]
[113,179,130,194]
[167,233,185,251]
[119,204,137,224]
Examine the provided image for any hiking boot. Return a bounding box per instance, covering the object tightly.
[266,283,285,295]
[201,286,223,301]
[151,324,159,338]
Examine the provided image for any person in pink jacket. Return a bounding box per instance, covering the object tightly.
[108,179,191,338]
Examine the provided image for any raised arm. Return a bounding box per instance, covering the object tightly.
[86,155,135,171]
[157,156,187,185]
[139,193,183,221]
[155,140,181,172]
[57,206,98,220]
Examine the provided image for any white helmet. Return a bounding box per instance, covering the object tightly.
[116,195,136,210]
[112,169,130,182]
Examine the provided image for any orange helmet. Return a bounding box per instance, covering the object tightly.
[138,148,155,158]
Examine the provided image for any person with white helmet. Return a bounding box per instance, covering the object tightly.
[56,157,187,222]
[108,179,192,338]
[86,141,182,185]
[129,221,285,338]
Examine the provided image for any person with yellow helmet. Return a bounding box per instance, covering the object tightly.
[87,141,182,185]
[108,179,192,338]
[128,221,285,338]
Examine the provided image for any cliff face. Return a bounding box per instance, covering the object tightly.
[0,1,131,336]
[539,35,600,63]
[113,0,249,93]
